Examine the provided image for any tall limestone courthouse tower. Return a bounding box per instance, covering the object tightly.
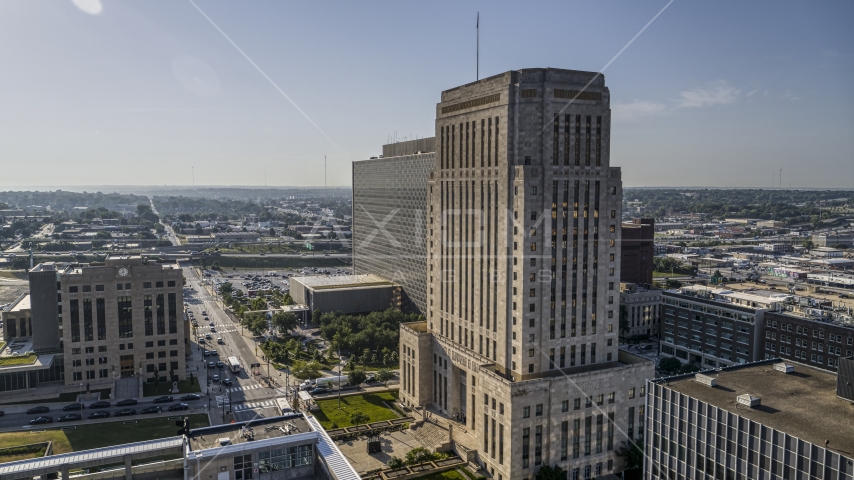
[397,69,653,480]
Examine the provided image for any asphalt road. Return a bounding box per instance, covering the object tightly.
[0,397,206,432]
[181,264,287,423]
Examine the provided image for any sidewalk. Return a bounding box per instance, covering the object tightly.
[0,380,113,407]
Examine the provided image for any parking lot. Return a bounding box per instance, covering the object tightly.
[200,266,353,297]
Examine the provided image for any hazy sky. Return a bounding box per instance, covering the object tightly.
[1,1,852,188]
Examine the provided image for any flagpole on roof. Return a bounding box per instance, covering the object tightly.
[476,12,479,81]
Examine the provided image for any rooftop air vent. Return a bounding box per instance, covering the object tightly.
[695,374,717,387]
[774,363,794,374]
[737,394,761,408]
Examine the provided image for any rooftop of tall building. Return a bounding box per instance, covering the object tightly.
[656,360,854,456]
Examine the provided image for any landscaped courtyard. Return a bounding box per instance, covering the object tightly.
[313,391,401,429]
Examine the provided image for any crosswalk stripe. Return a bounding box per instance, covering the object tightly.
[232,400,276,411]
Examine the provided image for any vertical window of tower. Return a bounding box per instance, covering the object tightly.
[585,115,591,166]
[553,113,559,165]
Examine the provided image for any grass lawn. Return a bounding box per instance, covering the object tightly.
[0,414,210,455]
[0,270,28,280]
[143,378,201,397]
[313,391,400,429]
[0,354,37,367]
[416,469,469,480]
[652,271,677,278]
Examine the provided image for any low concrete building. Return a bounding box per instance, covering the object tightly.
[619,283,662,339]
[1,293,31,343]
[289,274,400,315]
[812,230,854,247]
[0,414,359,480]
[645,359,854,480]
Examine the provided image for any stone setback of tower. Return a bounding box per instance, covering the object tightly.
[393,68,654,480]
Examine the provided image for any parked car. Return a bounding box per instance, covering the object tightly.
[30,416,53,425]
[26,406,50,415]
[141,406,162,414]
[210,350,218,356]
[58,413,81,422]
[115,409,136,417]
[88,411,110,419]
[203,350,211,357]
[167,403,189,411]
[212,374,220,382]
[208,361,216,369]
[153,396,173,403]
[180,394,200,401]
[62,403,83,411]
[216,361,224,368]
[89,401,110,409]
[310,387,328,396]
[365,374,376,383]
[222,378,233,386]
[116,399,138,407]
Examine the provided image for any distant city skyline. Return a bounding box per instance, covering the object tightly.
[1,1,852,187]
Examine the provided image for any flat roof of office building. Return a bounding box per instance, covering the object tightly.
[292,274,394,291]
[188,416,311,451]
[657,360,854,455]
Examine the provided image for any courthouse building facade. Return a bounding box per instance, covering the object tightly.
[397,68,654,480]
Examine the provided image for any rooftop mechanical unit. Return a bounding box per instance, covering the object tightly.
[695,374,717,387]
[737,394,761,408]
[774,363,794,374]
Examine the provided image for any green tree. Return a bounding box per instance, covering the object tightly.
[534,464,567,480]
[658,357,682,376]
[616,439,644,471]
[291,360,322,379]
[404,447,434,465]
[271,312,298,336]
[803,239,815,253]
[376,368,394,386]
[350,411,370,425]
[94,231,112,239]
[348,368,367,386]
[268,227,276,236]
[387,457,404,469]
[250,297,267,311]
[242,312,268,336]
[218,282,233,297]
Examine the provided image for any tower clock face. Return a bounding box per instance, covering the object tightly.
[118,268,129,277]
